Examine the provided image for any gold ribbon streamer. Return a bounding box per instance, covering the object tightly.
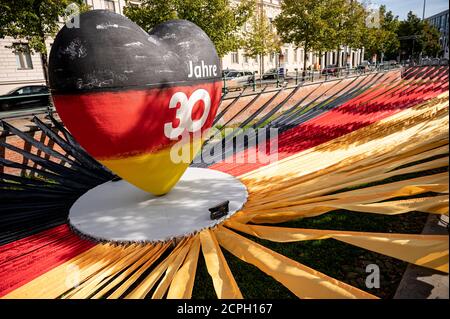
[65,244,155,299]
[225,221,449,273]
[94,243,169,299]
[249,194,449,224]
[167,236,201,299]
[240,96,448,187]
[199,229,243,299]
[125,238,192,299]
[214,226,377,299]
[233,95,448,224]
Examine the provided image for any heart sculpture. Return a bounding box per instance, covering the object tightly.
[49,10,222,195]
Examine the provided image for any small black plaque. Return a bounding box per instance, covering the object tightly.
[209,200,230,220]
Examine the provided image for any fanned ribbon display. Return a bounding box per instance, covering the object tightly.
[1,67,448,299]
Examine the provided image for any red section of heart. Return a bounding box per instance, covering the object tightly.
[52,81,222,159]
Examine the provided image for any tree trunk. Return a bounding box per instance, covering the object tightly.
[35,1,49,87]
[261,53,265,74]
[259,53,263,78]
[318,51,322,70]
[35,3,53,114]
[336,45,341,67]
[303,46,308,77]
[41,51,49,87]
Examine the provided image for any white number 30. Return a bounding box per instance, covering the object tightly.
[164,89,211,139]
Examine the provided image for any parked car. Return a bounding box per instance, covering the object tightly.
[431,58,441,66]
[356,61,371,72]
[421,57,436,66]
[0,85,50,111]
[378,60,398,69]
[221,69,238,78]
[224,70,254,90]
[321,64,339,76]
[262,67,285,80]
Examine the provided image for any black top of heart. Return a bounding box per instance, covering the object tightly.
[49,10,221,94]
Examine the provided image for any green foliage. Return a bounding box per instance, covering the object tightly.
[397,11,423,37]
[362,5,400,61]
[0,0,89,84]
[325,0,366,65]
[124,0,256,57]
[397,11,441,58]
[274,0,331,72]
[123,1,177,31]
[0,0,88,55]
[274,0,324,51]
[242,5,280,74]
[420,21,441,57]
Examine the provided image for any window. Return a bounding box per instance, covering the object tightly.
[16,87,32,95]
[294,49,298,63]
[31,86,48,94]
[284,48,289,63]
[14,44,33,70]
[231,52,239,64]
[104,0,116,12]
[128,1,140,8]
[270,53,274,62]
[244,55,249,63]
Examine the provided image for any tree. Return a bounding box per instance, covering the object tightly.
[0,0,89,86]
[397,11,441,59]
[274,0,330,75]
[327,0,366,67]
[362,5,399,62]
[123,1,178,31]
[124,0,256,57]
[309,1,343,69]
[420,21,441,57]
[381,9,401,59]
[242,3,280,75]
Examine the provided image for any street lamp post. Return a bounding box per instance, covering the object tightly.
[422,0,426,20]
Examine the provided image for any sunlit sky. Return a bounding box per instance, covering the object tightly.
[364,0,449,20]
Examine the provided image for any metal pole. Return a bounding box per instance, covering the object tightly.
[422,0,426,20]
[223,76,227,95]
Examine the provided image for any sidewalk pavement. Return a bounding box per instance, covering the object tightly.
[394,214,449,299]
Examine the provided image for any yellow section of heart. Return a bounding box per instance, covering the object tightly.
[100,137,203,196]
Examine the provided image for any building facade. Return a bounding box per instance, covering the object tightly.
[426,9,449,59]
[0,0,130,95]
[222,0,364,75]
[0,0,364,94]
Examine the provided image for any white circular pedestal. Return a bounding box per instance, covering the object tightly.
[69,167,248,243]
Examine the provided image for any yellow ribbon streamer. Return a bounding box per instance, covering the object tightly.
[167,236,201,299]
[225,221,449,273]
[214,226,377,299]
[199,229,243,299]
